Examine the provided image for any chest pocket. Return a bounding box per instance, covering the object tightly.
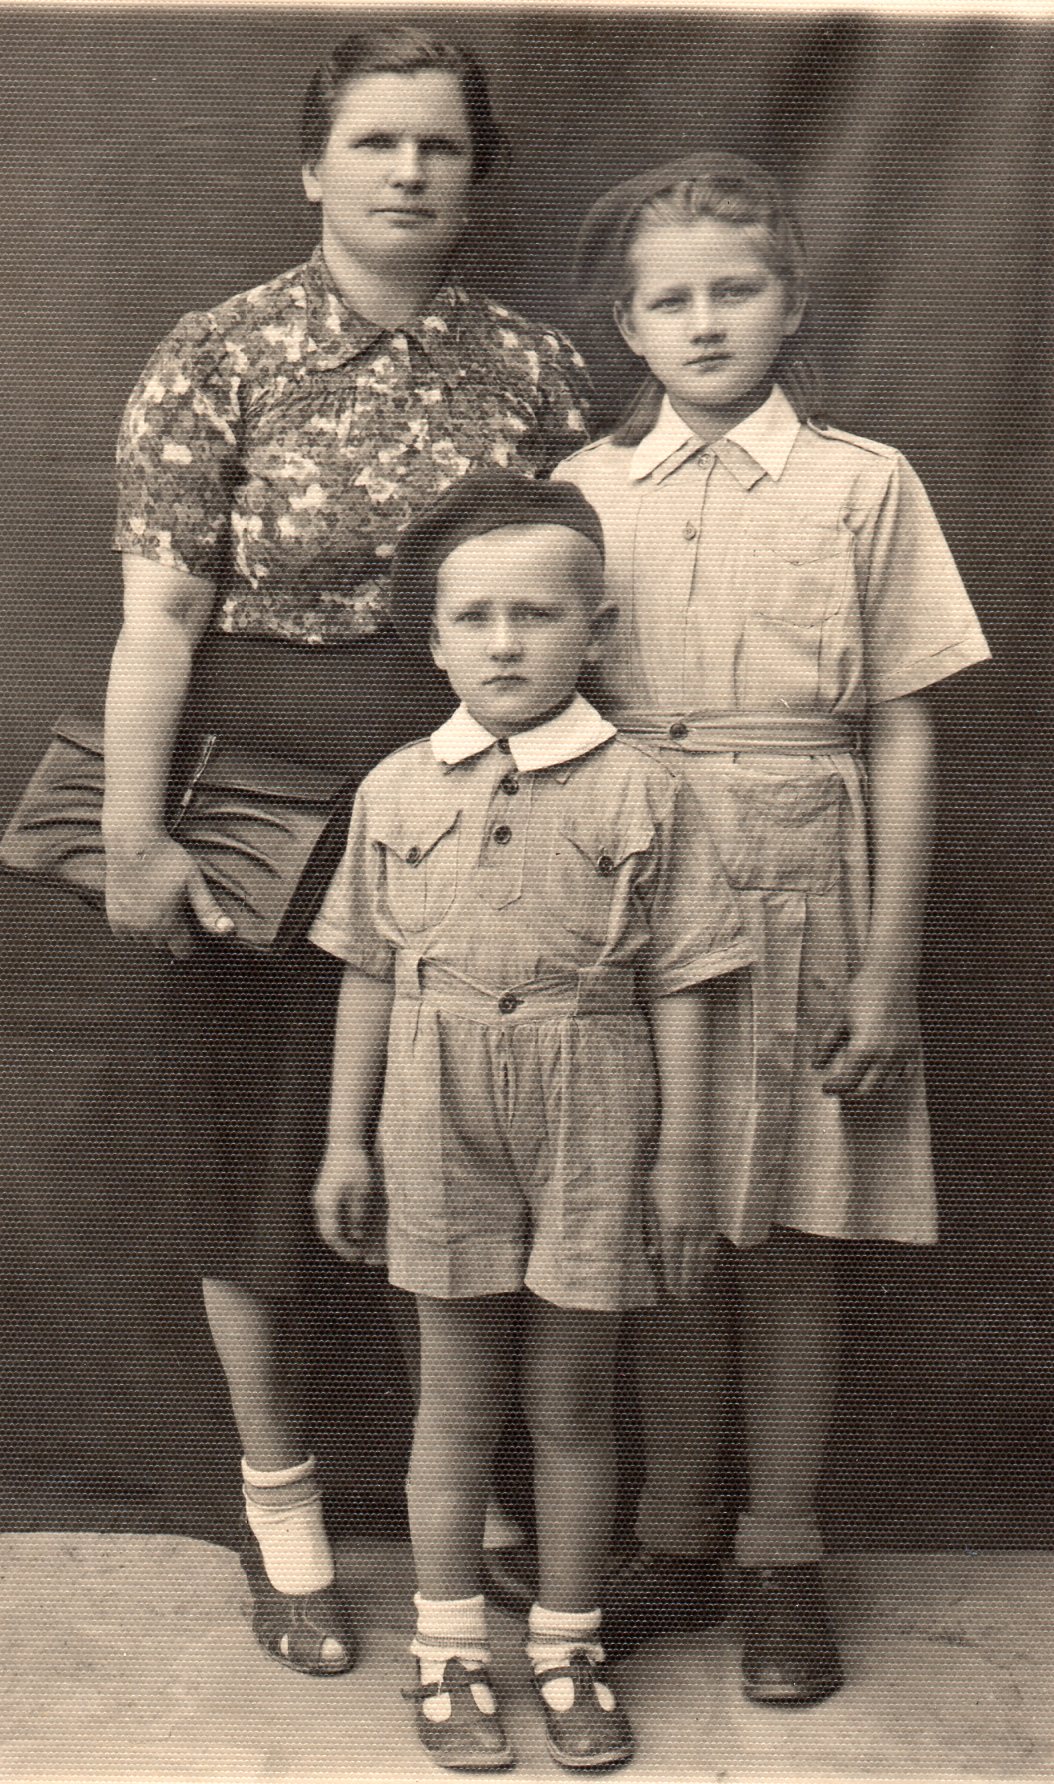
[715,770,842,896]
[735,517,852,708]
[376,809,461,934]
[546,817,655,944]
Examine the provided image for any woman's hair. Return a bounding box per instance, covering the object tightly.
[300,27,503,182]
[574,152,822,437]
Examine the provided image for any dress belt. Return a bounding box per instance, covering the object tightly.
[393,955,638,1020]
[612,710,860,755]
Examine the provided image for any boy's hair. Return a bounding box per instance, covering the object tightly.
[300,27,504,181]
[573,152,822,440]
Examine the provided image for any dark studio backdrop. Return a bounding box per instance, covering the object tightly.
[0,6,1050,1549]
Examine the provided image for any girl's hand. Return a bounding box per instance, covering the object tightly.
[105,831,234,959]
[812,970,921,1100]
[313,1144,383,1265]
[645,1153,719,1300]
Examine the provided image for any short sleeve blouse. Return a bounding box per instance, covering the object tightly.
[115,247,592,646]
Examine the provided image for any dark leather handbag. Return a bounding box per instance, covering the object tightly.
[0,714,355,955]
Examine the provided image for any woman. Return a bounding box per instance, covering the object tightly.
[102,26,590,1675]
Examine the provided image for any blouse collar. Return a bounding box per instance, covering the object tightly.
[628,384,801,487]
[300,245,469,368]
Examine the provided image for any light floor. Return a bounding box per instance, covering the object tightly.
[2,1536,1051,1784]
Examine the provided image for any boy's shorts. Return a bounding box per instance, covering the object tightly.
[377,968,659,1312]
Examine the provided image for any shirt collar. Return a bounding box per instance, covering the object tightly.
[431,693,616,774]
[628,385,801,487]
[300,245,469,368]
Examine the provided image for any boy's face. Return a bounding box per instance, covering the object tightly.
[615,215,804,425]
[430,524,611,735]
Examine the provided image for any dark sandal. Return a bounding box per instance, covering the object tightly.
[239,1517,356,1676]
[402,1658,515,1771]
[532,1649,634,1771]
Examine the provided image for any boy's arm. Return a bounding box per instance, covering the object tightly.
[313,964,394,1262]
[645,983,718,1301]
[813,691,935,1098]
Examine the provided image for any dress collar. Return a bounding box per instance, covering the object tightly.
[300,245,468,368]
[431,693,616,773]
[628,385,801,487]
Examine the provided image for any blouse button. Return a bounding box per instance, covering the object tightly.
[493,824,512,845]
[499,773,519,797]
[498,992,520,1015]
[597,854,615,877]
[683,519,698,540]
[405,845,421,865]
[496,737,512,754]
[669,721,689,741]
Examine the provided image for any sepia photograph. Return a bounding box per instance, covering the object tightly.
[0,2,1050,1780]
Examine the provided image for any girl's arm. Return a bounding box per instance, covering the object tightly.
[813,691,936,1099]
[645,984,719,1299]
[102,553,233,957]
[313,964,394,1263]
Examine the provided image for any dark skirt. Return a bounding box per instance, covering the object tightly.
[88,630,453,1297]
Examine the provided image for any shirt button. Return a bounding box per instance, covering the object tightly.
[405,845,421,865]
[668,721,689,741]
[597,854,615,877]
[496,737,511,754]
[498,992,519,1015]
[683,519,698,540]
[493,823,512,845]
[499,773,519,797]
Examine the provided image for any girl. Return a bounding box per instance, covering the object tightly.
[552,151,990,1702]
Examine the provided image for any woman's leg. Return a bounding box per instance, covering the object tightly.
[202,1276,306,1468]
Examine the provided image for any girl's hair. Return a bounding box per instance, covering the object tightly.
[574,153,822,438]
[300,27,503,182]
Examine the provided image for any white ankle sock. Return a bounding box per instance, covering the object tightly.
[241,1455,335,1596]
[411,1592,493,1722]
[526,1603,608,1713]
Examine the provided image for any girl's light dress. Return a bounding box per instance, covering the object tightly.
[555,386,990,1246]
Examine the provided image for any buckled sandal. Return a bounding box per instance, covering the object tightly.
[238,1517,356,1676]
[739,1563,844,1705]
[532,1648,635,1771]
[402,1658,515,1771]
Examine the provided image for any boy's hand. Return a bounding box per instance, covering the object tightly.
[645,1153,719,1300]
[812,969,920,1100]
[313,1144,383,1265]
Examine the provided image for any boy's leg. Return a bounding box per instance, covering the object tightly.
[202,1275,352,1673]
[734,1226,843,1703]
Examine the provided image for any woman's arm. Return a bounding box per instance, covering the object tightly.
[813,691,936,1098]
[645,984,718,1299]
[313,965,395,1263]
[102,552,233,956]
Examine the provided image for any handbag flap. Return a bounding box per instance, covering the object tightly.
[50,713,104,756]
[191,744,352,807]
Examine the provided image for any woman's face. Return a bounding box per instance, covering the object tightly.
[302,70,474,272]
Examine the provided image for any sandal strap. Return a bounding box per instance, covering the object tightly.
[403,1663,495,1704]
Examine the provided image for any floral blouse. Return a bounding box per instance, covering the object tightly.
[114,247,591,646]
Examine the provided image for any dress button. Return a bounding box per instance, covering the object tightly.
[493,823,512,845]
[668,721,689,741]
[499,773,519,797]
[498,992,519,1015]
[405,845,421,865]
[597,854,615,877]
[683,519,698,540]
[496,737,511,754]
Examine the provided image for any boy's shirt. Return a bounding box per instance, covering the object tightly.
[310,693,753,1001]
[554,385,990,716]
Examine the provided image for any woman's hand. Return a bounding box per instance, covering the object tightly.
[812,969,921,1100]
[104,830,234,959]
[313,1144,384,1265]
[645,1151,719,1301]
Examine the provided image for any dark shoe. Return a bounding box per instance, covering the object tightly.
[481,1540,539,1615]
[600,1544,726,1662]
[403,1658,515,1771]
[239,1517,356,1676]
[533,1648,634,1771]
[739,1564,844,1704]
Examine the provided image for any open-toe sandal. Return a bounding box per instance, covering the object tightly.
[239,1517,356,1676]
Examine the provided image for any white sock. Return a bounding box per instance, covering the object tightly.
[526,1603,609,1713]
[482,1498,526,1552]
[242,1455,335,1596]
[411,1592,494,1723]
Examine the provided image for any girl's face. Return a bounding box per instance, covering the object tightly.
[302,70,474,271]
[615,215,804,425]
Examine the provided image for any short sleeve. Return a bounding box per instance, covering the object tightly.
[114,311,242,578]
[858,455,991,703]
[530,328,594,470]
[308,788,395,979]
[638,776,754,1000]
